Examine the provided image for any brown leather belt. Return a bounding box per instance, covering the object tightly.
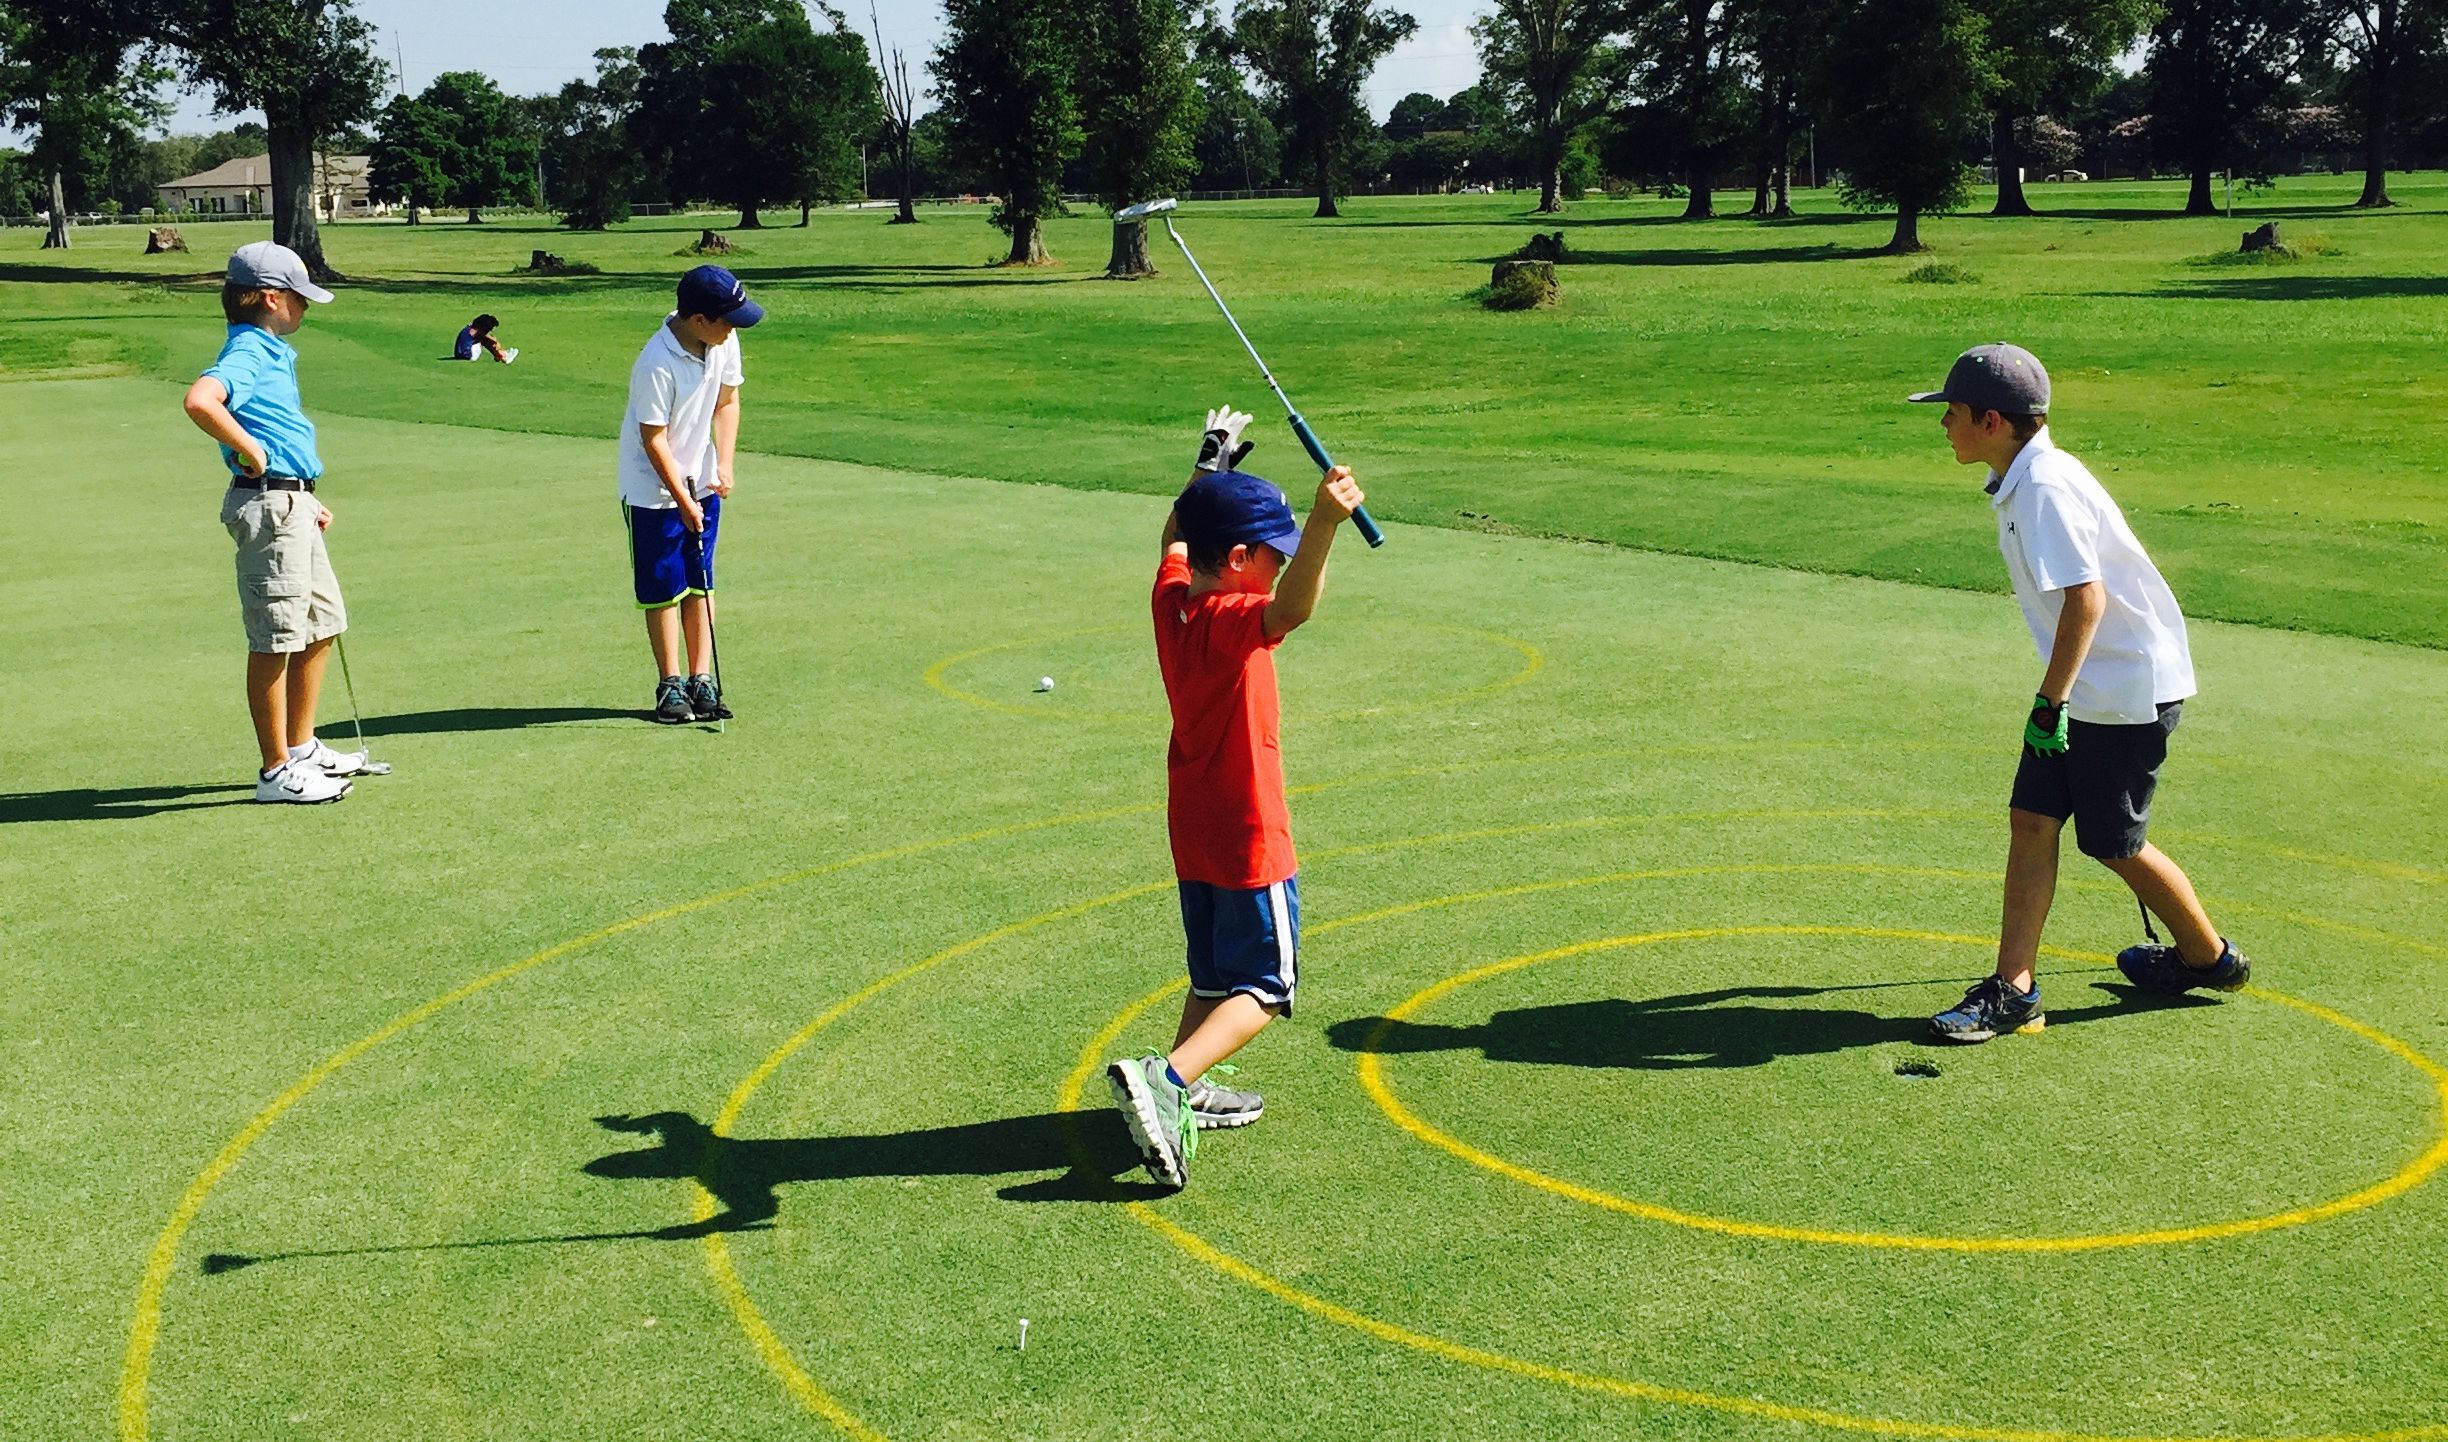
[230,474,316,492]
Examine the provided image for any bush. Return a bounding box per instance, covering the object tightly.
[1482,260,1558,310]
[1899,261,1978,284]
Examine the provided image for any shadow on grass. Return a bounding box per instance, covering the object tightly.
[0,782,256,823]
[200,1108,1162,1274]
[355,706,645,735]
[1326,976,2179,1069]
[2093,274,2448,302]
[1473,242,1882,267]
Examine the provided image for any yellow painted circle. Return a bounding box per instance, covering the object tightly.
[1358,922,2448,1252]
[920,620,1543,723]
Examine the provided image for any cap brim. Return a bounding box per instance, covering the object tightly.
[292,278,335,304]
[722,297,765,327]
[1261,527,1300,558]
[1904,390,1948,404]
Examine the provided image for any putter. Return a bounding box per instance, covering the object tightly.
[1116,197,1386,548]
[331,634,393,775]
[689,527,725,734]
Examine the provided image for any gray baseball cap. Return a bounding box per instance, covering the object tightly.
[1907,343,2048,414]
[227,241,334,304]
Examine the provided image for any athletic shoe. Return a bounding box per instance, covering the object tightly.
[293,736,375,778]
[653,676,693,724]
[2117,938,2251,996]
[1106,1053,1193,1187]
[500,347,519,365]
[688,673,732,722]
[254,761,350,804]
[1187,1067,1264,1129]
[1930,975,2045,1043]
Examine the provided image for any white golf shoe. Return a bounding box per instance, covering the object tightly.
[501,347,519,365]
[293,736,377,777]
[255,762,351,804]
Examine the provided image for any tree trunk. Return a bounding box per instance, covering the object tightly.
[1747,168,1769,216]
[2356,0,2397,208]
[1003,213,1048,265]
[2184,164,2216,216]
[1887,205,1923,253]
[466,207,482,223]
[799,197,812,227]
[42,169,70,250]
[1770,161,1791,218]
[1682,160,1713,218]
[737,204,762,229]
[1538,167,1561,212]
[406,201,421,225]
[1105,219,1155,278]
[264,117,335,281]
[891,157,917,223]
[1990,108,2033,216]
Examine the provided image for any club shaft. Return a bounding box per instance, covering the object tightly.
[1160,216,1385,548]
[335,633,369,757]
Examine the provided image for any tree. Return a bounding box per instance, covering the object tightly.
[1472,0,1628,212]
[366,91,449,223]
[1816,0,2001,251]
[1384,89,1443,137]
[870,1,920,223]
[161,0,388,280]
[419,70,537,222]
[2317,0,2448,207]
[0,1,169,247]
[537,47,643,229]
[1079,0,1200,277]
[1627,0,1745,217]
[934,0,1080,264]
[1977,0,2154,215]
[1232,0,1418,218]
[1190,53,1281,188]
[2144,0,2303,215]
[1735,0,1824,216]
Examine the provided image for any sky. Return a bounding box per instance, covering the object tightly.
[136,0,1490,139]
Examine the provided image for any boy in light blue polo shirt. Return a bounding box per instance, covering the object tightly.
[181,241,374,804]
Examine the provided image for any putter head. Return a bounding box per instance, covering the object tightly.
[1114,197,1178,221]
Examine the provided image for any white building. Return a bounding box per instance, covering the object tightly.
[156,153,384,221]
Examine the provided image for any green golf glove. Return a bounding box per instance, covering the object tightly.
[2024,694,2069,754]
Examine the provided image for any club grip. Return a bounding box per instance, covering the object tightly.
[1286,413,1386,549]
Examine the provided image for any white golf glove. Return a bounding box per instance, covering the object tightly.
[1194,406,1255,473]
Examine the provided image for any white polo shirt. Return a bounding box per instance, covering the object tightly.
[616,315,744,508]
[1988,429,2195,724]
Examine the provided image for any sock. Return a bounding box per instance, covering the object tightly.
[2017,981,2040,1001]
[287,738,314,758]
[1164,1062,1188,1090]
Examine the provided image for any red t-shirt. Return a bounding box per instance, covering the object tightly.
[1152,552,1296,888]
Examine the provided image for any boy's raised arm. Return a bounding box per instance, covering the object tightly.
[183,377,267,477]
[1263,467,1363,639]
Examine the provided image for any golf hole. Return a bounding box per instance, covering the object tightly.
[1893,1059,1942,1079]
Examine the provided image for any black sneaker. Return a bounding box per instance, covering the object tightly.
[1930,975,2045,1043]
[653,675,693,724]
[688,673,731,721]
[2118,938,2250,995]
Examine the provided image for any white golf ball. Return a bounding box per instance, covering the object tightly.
[1037,676,1055,692]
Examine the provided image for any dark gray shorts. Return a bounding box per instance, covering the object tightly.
[2009,700,2183,860]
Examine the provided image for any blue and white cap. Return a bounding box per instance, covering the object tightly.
[1176,469,1301,558]
[677,264,763,326]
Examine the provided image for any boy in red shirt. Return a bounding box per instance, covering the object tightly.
[1107,408,1365,1189]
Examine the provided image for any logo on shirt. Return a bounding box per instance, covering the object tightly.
[1178,610,1189,623]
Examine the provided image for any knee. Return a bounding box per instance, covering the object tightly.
[2007,808,2064,844]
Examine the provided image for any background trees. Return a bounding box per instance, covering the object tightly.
[368,70,535,223]
[934,0,1080,264]
[1815,0,2001,250]
[1472,0,1628,212]
[1077,0,1201,277]
[1231,0,1418,218]
[535,48,644,231]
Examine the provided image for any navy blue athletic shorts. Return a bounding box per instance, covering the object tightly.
[2010,700,2183,860]
[1179,875,1300,1015]
[624,494,721,609]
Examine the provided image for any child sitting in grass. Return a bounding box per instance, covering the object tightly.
[453,313,516,364]
[1105,407,1365,1189]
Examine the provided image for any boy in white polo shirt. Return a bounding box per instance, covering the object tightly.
[618,265,761,723]
[1908,344,2249,1043]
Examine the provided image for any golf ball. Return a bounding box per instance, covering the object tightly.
[1037,676,1055,692]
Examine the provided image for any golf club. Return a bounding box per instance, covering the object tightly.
[689,527,725,733]
[1117,197,1386,548]
[331,633,393,775]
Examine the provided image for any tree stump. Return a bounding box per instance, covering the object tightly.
[1516,231,1566,263]
[2242,222,2284,253]
[1485,259,1558,310]
[529,250,565,271]
[145,227,188,254]
[691,229,735,255]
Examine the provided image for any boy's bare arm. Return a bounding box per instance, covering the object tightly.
[1161,508,1186,559]
[2039,580,2106,702]
[637,421,704,529]
[710,384,740,495]
[182,378,266,476]
[1263,467,1364,639]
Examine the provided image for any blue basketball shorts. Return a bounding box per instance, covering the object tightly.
[624,493,721,609]
[1179,875,1300,1015]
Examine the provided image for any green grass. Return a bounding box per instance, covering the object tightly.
[5,178,2447,1442]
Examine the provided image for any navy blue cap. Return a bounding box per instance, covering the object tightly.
[1175,469,1300,558]
[677,264,763,327]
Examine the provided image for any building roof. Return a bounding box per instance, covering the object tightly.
[160,154,371,191]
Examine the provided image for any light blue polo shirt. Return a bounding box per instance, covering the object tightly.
[202,324,323,480]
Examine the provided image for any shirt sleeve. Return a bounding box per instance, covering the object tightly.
[202,342,263,410]
[2019,480,2103,593]
[633,359,678,427]
[1154,553,1192,615]
[723,337,744,388]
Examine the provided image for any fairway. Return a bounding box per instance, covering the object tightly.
[5,186,2447,1442]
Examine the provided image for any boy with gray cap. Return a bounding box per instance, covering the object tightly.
[182,241,372,804]
[1908,343,2249,1042]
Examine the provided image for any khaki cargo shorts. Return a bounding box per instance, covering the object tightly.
[221,485,347,653]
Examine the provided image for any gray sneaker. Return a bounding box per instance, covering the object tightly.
[1105,1053,1192,1187]
[1187,1069,1264,1129]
